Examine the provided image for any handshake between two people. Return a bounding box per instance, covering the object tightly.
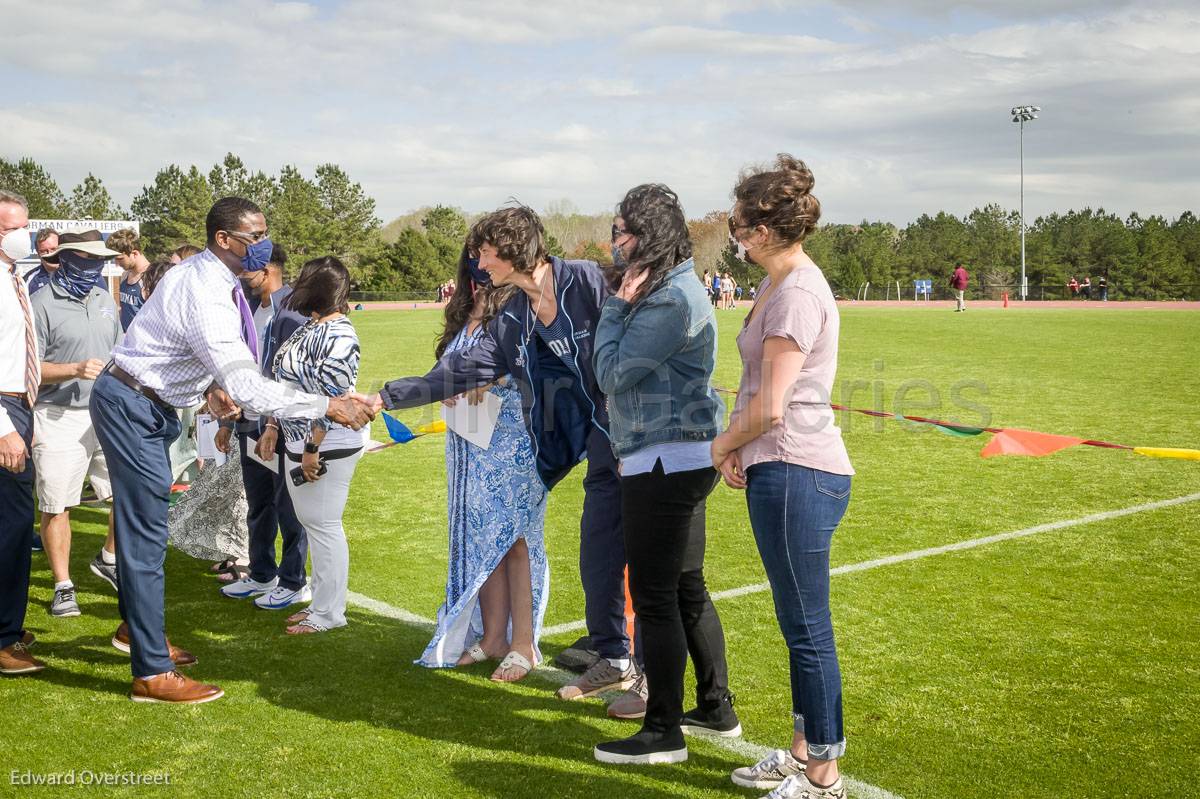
[205,386,386,430]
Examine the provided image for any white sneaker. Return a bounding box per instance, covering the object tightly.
[220,576,278,599]
[254,584,312,610]
[762,774,845,799]
[732,749,806,789]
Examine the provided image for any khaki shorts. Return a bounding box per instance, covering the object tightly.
[32,405,112,514]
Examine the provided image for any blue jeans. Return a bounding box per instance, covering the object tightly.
[90,373,182,678]
[746,461,851,760]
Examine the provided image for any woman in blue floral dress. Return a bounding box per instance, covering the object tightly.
[417,248,548,681]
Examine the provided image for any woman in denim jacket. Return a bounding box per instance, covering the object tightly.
[591,184,739,766]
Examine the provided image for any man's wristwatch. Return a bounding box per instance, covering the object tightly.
[303,441,319,454]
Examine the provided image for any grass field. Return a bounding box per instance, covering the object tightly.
[6,306,1199,799]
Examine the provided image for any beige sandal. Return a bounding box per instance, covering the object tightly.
[457,644,489,665]
[286,609,311,624]
[490,650,536,682]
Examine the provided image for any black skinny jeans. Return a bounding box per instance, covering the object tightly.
[622,461,731,734]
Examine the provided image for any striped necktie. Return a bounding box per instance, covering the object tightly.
[9,265,39,406]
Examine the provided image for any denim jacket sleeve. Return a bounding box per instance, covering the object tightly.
[593,292,688,396]
[381,319,508,409]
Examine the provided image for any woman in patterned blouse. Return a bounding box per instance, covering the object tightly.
[266,256,363,635]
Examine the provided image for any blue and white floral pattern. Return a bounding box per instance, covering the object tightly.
[417,325,550,668]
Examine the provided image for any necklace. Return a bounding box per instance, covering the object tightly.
[524,266,551,343]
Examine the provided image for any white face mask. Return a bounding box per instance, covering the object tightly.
[1,227,32,263]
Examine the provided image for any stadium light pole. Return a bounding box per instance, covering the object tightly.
[1011,105,1039,300]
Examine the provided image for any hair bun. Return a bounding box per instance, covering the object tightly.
[732,153,821,247]
[775,154,814,195]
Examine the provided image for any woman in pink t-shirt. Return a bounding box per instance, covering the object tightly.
[711,155,854,799]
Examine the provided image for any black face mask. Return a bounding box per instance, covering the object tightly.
[466,257,490,285]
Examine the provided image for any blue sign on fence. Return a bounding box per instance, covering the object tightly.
[914,279,932,298]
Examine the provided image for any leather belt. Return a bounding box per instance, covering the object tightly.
[107,364,172,410]
[0,391,29,406]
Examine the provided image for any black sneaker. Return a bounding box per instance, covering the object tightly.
[31,534,43,552]
[594,728,687,765]
[90,552,119,593]
[680,694,742,738]
[553,635,600,673]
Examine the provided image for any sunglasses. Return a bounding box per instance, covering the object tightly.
[225,229,270,244]
[611,224,634,241]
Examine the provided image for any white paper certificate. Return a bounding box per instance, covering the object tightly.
[440,391,502,450]
[245,439,279,474]
[195,413,228,466]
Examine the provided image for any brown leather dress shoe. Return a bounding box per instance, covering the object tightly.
[111,623,198,667]
[130,670,224,704]
[0,641,46,675]
[20,630,35,647]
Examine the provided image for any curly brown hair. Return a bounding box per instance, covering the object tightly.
[468,205,548,274]
[105,228,141,256]
[731,154,821,251]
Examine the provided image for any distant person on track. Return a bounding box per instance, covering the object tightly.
[951,262,969,312]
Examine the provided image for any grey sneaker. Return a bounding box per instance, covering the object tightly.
[761,774,845,799]
[732,749,807,790]
[606,670,647,719]
[51,586,81,618]
[90,552,118,593]
[556,657,636,700]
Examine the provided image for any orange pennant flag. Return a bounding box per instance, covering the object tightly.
[980,428,1086,458]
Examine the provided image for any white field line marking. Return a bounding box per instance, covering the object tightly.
[541,491,1200,637]
[346,590,434,627]
[343,598,901,799]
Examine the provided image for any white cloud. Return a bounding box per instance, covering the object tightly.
[626,25,853,55]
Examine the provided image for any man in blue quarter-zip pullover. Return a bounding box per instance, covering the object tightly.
[370,206,640,706]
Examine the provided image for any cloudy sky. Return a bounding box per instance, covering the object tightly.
[5,0,1197,224]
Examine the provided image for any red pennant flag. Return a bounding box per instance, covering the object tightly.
[981,428,1086,458]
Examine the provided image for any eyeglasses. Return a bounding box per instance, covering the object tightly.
[225,229,269,243]
[611,224,634,241]
[727,216,751,237]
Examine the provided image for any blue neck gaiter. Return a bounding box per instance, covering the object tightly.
[52,251,105,299]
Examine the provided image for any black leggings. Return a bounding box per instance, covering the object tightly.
[622,461,731,733]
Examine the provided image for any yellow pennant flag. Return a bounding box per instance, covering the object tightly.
[1132,447,1200,461]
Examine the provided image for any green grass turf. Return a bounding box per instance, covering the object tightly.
[5,306,1198,798]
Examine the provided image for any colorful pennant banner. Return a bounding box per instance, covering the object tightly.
[709,387,1199,461]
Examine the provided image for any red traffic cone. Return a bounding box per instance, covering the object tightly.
[1002,291,1009,308]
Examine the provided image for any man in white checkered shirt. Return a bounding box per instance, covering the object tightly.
[89,196,375,705]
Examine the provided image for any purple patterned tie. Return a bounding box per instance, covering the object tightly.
[232,286,260,363]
